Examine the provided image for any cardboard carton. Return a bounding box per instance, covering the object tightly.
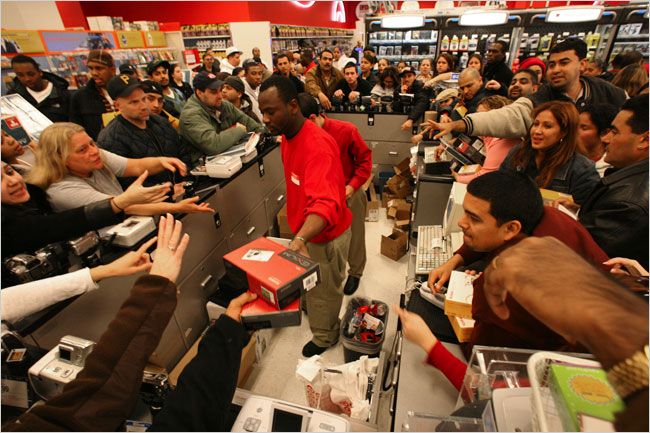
[449,315,474,343]
[444,271,477,319]
[386,174,413,198]
[381,229,408,261]
[223,237,320,310]
[387,199,411,220]
[393,157,412,178]
[394,219,410,229]
[276,203,293,239]
[365,185,380,222]
[241,298,301,330]
[382,191,397,208]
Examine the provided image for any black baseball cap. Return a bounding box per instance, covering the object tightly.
[193,72,223,91]
[223,75,245,94]
[119,63,137,75]
[107,74,144,99]
[141,79,163,96]
[147,59,170,76]
[400,66,416,77]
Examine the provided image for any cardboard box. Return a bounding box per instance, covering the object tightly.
[168,331,257,387]
[387,199,411,220]
[276,204,293,239]
[224,237,319,309]
[381,191,397,208]
[365,185,380,222]
[449,315,474,343]
[386,174,413,199]
[393,157,412,177]
[395,219,410,228]
[241,298,301,330]
[444,271,477,319]
[381,229,408,261]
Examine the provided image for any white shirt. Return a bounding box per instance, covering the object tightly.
[243,78,262,120]
[220,58,237,74]
[26,81,53,104]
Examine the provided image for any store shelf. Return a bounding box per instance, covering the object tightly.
[369,39,438,45]
[616,33,650,39]
[182,35,231,40]
[272,35,352,40]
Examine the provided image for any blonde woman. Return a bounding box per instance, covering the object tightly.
[29,122,214,215]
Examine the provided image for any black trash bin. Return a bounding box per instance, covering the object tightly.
[340,297,389,363]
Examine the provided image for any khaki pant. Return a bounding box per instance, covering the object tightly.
[346,187,367,277]
[306,228,351,347]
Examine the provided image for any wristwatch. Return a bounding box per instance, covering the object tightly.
[606,345,649,399]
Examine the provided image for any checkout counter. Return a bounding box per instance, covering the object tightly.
[23,142,286,371]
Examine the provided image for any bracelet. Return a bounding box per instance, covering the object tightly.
[112,197,124,211]
[294,236,307,244]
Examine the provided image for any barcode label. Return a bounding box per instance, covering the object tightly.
[261,286,275,304]
[303,272,318,291]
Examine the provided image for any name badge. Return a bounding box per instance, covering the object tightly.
[291,173,300,185]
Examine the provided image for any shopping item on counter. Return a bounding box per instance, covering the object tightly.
[295,354,379,421]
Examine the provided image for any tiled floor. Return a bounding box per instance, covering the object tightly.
[242,207,409,430]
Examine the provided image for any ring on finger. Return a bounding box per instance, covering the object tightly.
[168,245,176,252]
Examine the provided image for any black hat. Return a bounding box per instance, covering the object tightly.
[400,66,416,77]
[146,59,170,76]
[119,63,137,75]
[192,72,223,91]
[141,79,163,96]
[223,75,245,94]
[107,74,144,99]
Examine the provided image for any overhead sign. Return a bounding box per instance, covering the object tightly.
[332,1,346,23]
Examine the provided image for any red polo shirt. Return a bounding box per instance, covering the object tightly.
[282,120,352,244]
[455,206,610,355]
[322,117,373,191]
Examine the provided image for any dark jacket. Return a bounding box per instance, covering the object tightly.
[240,93,261,123]
[171,80,194,100]
[1,184,122,259]
[445,86,491,122]
[530,75,627,111]
[334,77,372,104]
[483,59,513,97]
[403,79,431,122]
[5,275,178,432]
[500,143,600,205]
[578,159,649,268]
[97,114,192,188]
[163,87,186,118]
[193,63,220,74]
[273,71,305,94]
[8,71,71,122]
[149,315,247,431]
[69,79,112,140]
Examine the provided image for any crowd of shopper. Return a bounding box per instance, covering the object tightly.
[2,35,648,432]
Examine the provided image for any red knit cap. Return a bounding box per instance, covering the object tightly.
[519,56,546,76]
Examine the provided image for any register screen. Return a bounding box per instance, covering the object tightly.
[271,408,304,432]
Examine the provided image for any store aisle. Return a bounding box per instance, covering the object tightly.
[242,206,409,426]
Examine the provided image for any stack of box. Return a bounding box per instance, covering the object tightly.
[382,158,414,207]
[386,198,412,229]
[363,175,380,223]
[444,270,478,342]
[222,237,320,330]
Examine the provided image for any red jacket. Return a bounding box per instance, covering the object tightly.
[456,206,609,355]
[322,117,373,191]
[282,120,352,244]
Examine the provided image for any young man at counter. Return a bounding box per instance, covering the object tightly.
[8,54,71,122]
[273,53,305,94]
[441,67,490,123]
[305,49,344,111]
[507,69,540,100]
[483,40,514,96]
[332,62,372,105]
[140,80,180,130]
[97,75,191,189]
[69,49,117,140]
[259,77,352,357]
[426,38,627,140]
[427,171,609,354]
[399,67,430,131]
[221,75,261,123]
[297,93,372,296]
[147,60,185,118]
[220,46,242,75]
[242,59,264,121]
[179,72,265,164]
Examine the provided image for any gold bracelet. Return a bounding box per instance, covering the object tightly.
[606,345,649,399]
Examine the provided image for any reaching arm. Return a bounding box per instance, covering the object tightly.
[123,156,187,179]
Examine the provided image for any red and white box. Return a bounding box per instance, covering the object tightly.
[223,237,321,309]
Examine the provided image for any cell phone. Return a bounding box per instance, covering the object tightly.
[451,72,460,81]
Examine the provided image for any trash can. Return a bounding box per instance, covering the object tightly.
[340,297,389,363]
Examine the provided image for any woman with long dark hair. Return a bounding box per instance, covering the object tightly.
[500,101,599,205]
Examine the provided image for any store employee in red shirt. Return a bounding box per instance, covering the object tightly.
[296,93,373,296]
[259,76,352,357]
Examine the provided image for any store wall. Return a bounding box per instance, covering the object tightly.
[61,1,359,29]
[2,1,65,30]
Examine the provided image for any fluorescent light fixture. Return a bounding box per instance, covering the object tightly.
[381,14,424,29]
[291,1,315,8]
[459,10,509,26]
[546,6,603,23]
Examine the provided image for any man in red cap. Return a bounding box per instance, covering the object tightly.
[518,56,546,85]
